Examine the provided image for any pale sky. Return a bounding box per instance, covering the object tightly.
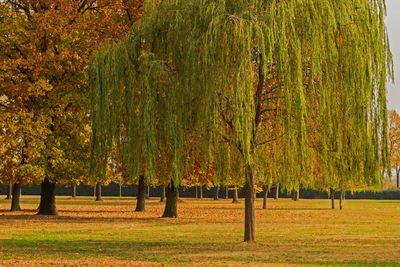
[386,0,400,113]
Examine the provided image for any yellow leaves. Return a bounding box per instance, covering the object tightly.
[25,79,53,100]
[16,164,46,182]
[0,0,144,187]
[389,110,400,168]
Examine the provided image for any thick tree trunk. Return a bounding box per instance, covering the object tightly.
[296,190,299,201]
[37,178,57,215]
[291,190,298,201]
[330,187,335,209]
[162,180,178,218]
[340,190,343,210]
[135,176,146,212]
[225,187,229,199]
[160,186,166,202]
[10,183,22,211]
[244,165,255,242]
[213,185,219,200]
[95,182,102,201]
[5,183,12,200]
[262,185,268,209]
[274,183,279,200]
[199,185,203,199]
[72,183,77,198]
[232,188,239,203]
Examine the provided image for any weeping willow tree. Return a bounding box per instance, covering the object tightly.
[306,0,393,208]
[89,0,392,241]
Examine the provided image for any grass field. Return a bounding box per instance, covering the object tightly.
[0,196,399,266]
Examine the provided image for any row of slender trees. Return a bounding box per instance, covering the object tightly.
[0,0,394,242]
[2,181,328,211]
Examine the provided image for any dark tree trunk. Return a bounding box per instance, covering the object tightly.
[145,186,150,199]
[225,187,229,199]
[195,186,198,198]
[262,185,268,209]
[199,185,203,199]
[135,176,146,212]
[10,183,22,211]
[213,185,219,200]
[291,190,299,201]
[160,186,166,202]
[397,167,400,188]
[37,178,57,215]
[244,165,255,242]
[291,190,298,201]
[340,189,343,210]
[95,182,102,201]
[274,183,279,200]
[330,187,335,209]
[5,183,12,200]
[232,188,239,203]
[72,183,77,198]
[162,180,178,218]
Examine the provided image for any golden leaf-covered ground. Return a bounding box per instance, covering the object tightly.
[0,197,399,266]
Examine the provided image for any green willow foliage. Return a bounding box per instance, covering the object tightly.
[89,0,392,190]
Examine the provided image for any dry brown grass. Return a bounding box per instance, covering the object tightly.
[0,196,399,266]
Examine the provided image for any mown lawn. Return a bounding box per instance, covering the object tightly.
[0,196,399,266]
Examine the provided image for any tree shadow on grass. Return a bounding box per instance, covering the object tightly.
[0,209,38,213]
[265,207,332,211]
[0,239,397,266]
[0,239,222,264]
[0,214,173,224]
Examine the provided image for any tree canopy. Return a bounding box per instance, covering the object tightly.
[89,0,392,241]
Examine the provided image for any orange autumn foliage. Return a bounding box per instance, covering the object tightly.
[0,1,143,186]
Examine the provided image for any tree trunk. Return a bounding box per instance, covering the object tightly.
[291,190,299,201]
[262,185,268,209]
[244,165,255,242]
[37,178,57,215]
[232,188,239,203]
[72,183,77,198]
[340,189,343,210]
[195,186,198,198]
[199,185,203,199]
[291,190,297,201]
[160,186,166,202]
[162,180,178,218]
[225,187,228,199]
[330,187,335,209]
[397,168,400,188]
[296,190,299,201]
[213,185,219,200]
[95,182,102,201]
[10,183,22,211]
[145,186,150,199]
[274,183,279,200]
[135,176,146,212]
[5,183,12,200]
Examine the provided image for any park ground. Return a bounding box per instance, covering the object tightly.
[0,197,399,266]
